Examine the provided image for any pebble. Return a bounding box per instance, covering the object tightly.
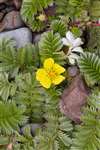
[68,66,79,77]
[0,11,24,32]
[2,6,15,14]
[13,0,22,10]
[0,12,4,21]
[0,0,7,3]
[33,33,41,43]
[20,123,42,136]
[0,4,6,11]
[0,28,32,48]
[60,75,89,123]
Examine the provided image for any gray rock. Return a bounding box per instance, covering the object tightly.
[2,6,15,14]
[0,0,7,3]
[0,11,24,31]
[13,0,22,9]
[0,28,32,48]
[0,4,6,11]
[0,12,4,21]
[33,33,41,43]
[20,123,42,136]
[60,75,89,124]
[31,123,42,135]
[68,66,79,77]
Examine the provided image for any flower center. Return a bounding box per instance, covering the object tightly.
[48,71,56,79]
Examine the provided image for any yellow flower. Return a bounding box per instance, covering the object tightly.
[36,58,65,89]
[37,14,47,21]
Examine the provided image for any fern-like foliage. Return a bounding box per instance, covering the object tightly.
[78,52,100,85]
[90,0,100,19]
[43,87,61,115]
[0,102,26,133]
[21,0,53,32]
[71,89,100,150]
[0,136,9,146]
[39,31,66,65]
[15,73,45,123]
[51,20,67,37]
[34,86,73,150]
[0,38,39,74]
[13,126,35,150]
[0,73,17,101]
[87,26,100,51]
[34,114,73,150]
[55,0,90,20]
[0,38,17,73]
[26,17,45,32]
[21,0,52,18]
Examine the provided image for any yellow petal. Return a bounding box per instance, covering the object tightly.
[40,77,51,89]
[52,75,65,85]
[36,69,47,81]
[53,64,65,74]
[36,69,51,88]
[44,58,54,70]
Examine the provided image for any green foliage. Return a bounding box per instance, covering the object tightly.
[39,31,66,65]
[34,86,73,150]
[14,126,34,150]
[26,17,45,32]
[0,38,39,74]
[78,52,100,85]
[21,0,52,18]
[90,0,100,19]
[0,102,26,133]
[71,90,100,150]
[71,27,82,37]
[0,73,17,101]
[51,20,67,37]
[0,38,18,73]
[21,0,53,32]
[0,136,9,146]
[55,0,90,20]
[87,26,100,51]
[43,87,61,115]
[15,73,45,123]
[34,114,73,150]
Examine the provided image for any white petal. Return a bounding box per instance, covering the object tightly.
[69,57,75,65]
[68,53,79,65]
[73,38,83,47]
[72,47,83,54]
[67,48,73,55]
[62,38,71,46]
[69,53,79,60]
[66,31,75,44]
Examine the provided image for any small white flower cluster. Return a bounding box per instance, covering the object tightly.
[62,31,84,65]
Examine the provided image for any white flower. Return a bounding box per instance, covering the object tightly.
[62,31,84,64]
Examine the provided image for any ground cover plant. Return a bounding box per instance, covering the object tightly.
[0,0,100,150]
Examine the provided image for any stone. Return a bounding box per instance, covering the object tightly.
[0,28,32,48]
[33,33,41,43]
[31,123,42,136]
[59,75,89,123]
[2,6,15,14]
[0,12,4,21]
[68,66,79,77]
[0,0,7,3]
[7,143,13,150]
[0,11,24,32]
[20,123,42,136]
[13,0,22,9]
[5,0,14,6]
[45,5,56,17]
[0,3,6,11]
